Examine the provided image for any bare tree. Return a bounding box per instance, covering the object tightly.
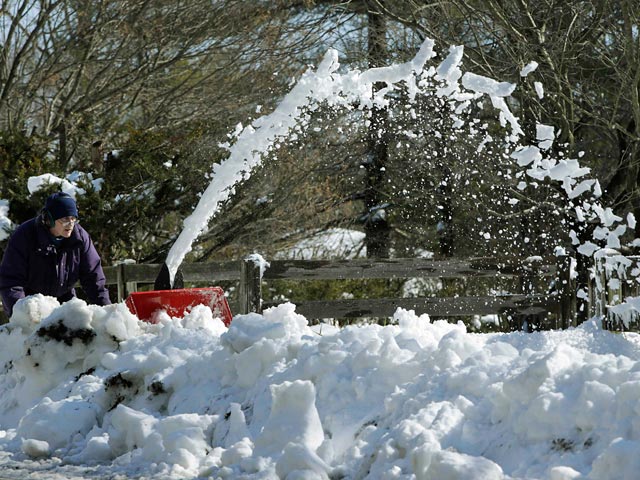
[0,0,313,167]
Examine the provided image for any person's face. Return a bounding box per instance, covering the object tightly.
[49,216,78,238]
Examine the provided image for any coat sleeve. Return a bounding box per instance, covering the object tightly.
[78,232,111,307]
[0,226,29,317]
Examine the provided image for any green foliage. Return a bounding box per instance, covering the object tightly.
[0,131,58,225]
[81,127,221,264]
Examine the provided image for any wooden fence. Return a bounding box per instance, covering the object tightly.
[103,256,576,329]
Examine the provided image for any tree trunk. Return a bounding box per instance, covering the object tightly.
[57,121,67,169]
[363,4,391,259]
[436,163,454,257]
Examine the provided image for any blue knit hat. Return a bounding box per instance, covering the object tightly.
[45,192,78,220]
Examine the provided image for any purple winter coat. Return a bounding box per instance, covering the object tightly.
[0,217,111,317]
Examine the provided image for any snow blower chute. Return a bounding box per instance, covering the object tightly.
[125,263,233,326]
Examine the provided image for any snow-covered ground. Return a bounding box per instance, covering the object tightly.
[0,295,638,480]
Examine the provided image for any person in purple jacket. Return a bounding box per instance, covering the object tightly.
[0,192,111,317]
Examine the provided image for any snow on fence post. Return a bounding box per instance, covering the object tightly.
[593,253,614,327]
[239,256,264,314]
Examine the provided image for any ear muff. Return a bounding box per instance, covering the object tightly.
[40,208,55,228]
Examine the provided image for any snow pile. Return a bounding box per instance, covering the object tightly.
[0,297,639,479]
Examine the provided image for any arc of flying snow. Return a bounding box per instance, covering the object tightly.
[165,40,436,284]
[164,50,340,283]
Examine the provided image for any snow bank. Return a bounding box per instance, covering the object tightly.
[0,298,639,479]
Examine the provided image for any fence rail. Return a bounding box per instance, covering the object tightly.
[103,256,575,328]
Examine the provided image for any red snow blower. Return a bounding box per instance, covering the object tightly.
[125,263,233,326]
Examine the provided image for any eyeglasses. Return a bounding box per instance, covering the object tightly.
[57,216,79,227]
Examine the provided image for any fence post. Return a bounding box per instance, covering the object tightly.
[598,252,628,330]
[116,263,125,302]
[556,255,575,329]
[115,262,138,301]
[594,254,609,326]
[239,257,262,314]
[512,257,539,332]
[125,266,138,298]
